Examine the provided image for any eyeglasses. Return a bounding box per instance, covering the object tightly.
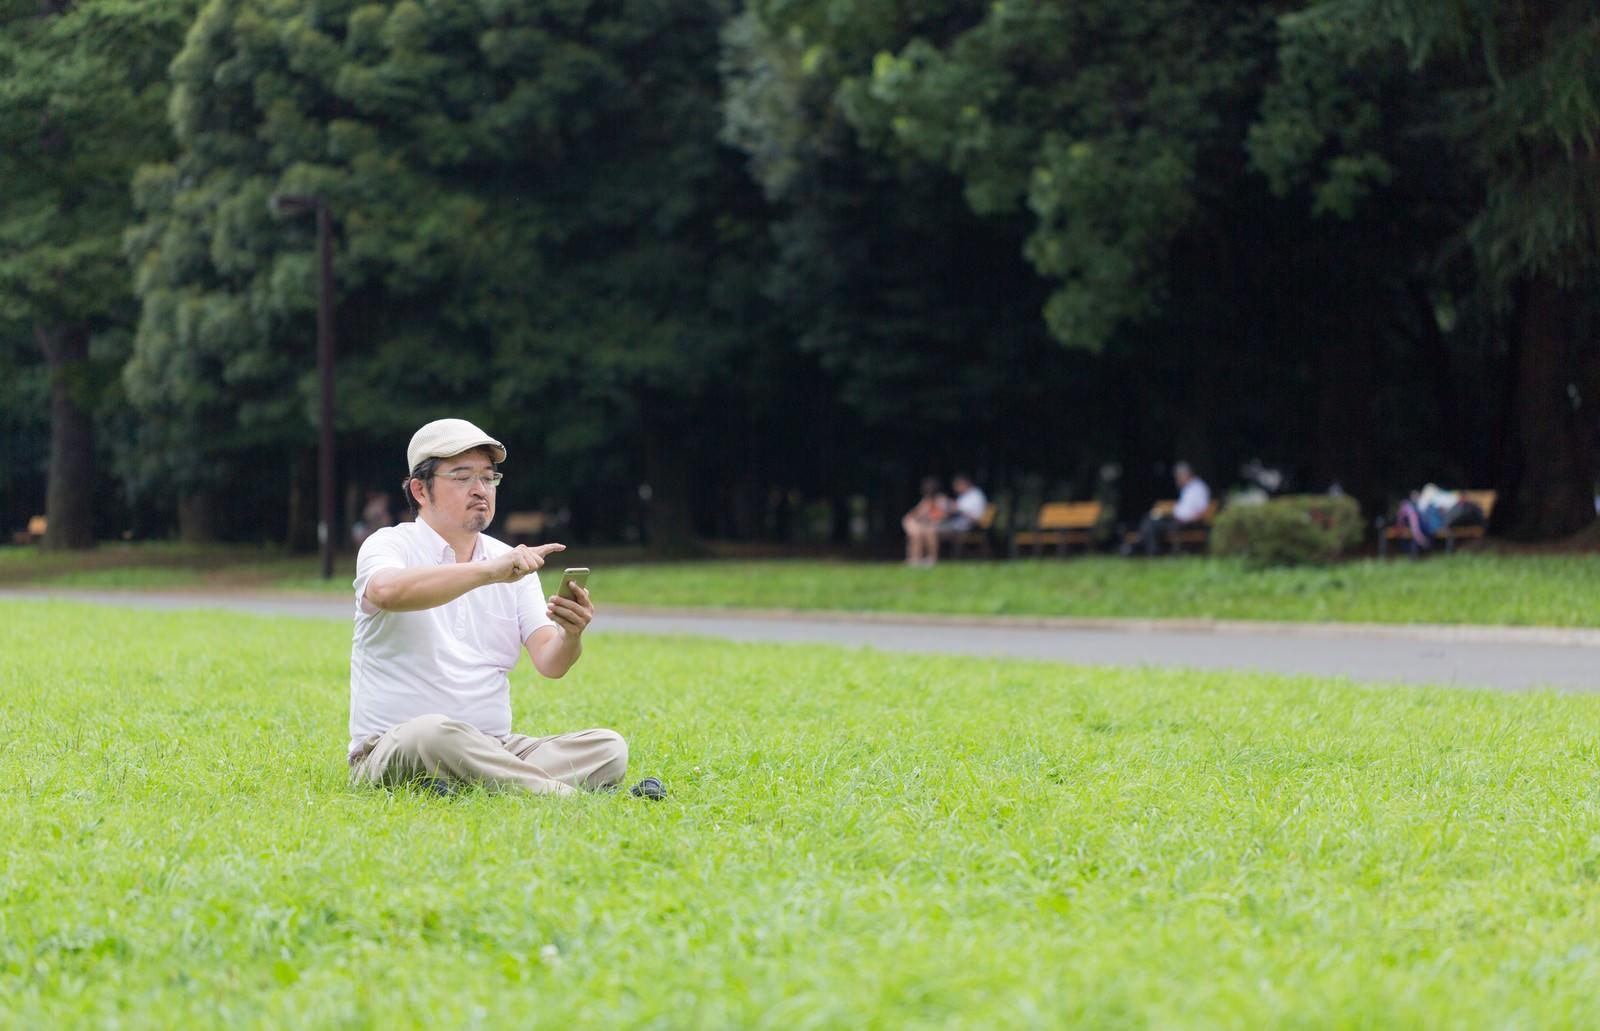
[437,470,503,488]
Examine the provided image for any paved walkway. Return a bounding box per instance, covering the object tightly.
[3,588,1596,693]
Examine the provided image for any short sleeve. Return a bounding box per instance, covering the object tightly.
[353,527,408,615]
[515,569,557,642]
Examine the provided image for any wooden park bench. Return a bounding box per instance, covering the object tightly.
[945,503,997,559]
[1008,501,1101,557]
[1376,489,1495,557]
[501,510,547,543]
[11,514,45,546]
[1122,500,1218,554]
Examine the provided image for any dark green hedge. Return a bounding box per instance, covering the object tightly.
[1210,494,1364,568]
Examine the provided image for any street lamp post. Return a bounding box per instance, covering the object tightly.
[268,193,337,580]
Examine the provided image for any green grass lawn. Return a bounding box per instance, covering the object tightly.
[5,542,1600,628]
[587,553,1600,627]
[0,541,320,590]
[4,601,1600,1027]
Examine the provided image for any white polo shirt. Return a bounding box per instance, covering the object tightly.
[348,519,555,751]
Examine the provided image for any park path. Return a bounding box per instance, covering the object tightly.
[5,587,1597,693]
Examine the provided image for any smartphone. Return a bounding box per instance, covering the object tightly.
[556,567,590,601]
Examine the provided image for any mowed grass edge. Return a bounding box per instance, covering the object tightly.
[6,546,1600,628]
[585,554,1600,627]
[3,601,1600,1028]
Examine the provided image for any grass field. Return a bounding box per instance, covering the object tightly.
[4,600,1600,1027]
[587,553,1600,627]
[5,543,1600,628]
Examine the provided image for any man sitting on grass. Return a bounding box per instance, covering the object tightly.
[347,417,658,799]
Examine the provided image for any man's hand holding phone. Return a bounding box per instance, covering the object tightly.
[548,567,593,636]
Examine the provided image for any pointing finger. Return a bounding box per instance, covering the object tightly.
[530,543,567,559]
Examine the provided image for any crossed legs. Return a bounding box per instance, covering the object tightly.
[350,713,628,796]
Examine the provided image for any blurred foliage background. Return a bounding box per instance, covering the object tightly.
[1,0,1595,553]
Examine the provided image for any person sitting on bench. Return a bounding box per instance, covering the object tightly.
[1122,461,1211,557]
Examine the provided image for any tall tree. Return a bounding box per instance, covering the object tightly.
[0,319,48,535]
[743,0,1278,357]
[1253,0,1600,538]
[730,0,1446,518]
[130,0,765,553]
[723,1,1105,520]
[0,0,198,548]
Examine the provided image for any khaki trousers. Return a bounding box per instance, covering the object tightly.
[350,713,628,796]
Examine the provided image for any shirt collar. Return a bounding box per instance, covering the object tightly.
[414,515,484,564]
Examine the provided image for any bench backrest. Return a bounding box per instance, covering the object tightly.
[1036,501,1101,530]
[501,511,546,536]
[1460,489,1496,519]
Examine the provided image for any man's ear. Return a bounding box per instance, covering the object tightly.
[410,477,429,508]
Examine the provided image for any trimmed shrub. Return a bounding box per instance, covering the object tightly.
[1210,494,1364,568]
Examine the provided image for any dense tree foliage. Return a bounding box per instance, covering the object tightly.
[0,0,198,547]
[725,0,1399,510]
[1,0,1593,548]
[1253,0,1600,538]
[723,6,1085,525]
[126,0,771,552]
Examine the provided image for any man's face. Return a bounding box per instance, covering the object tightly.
[419,448,499,535]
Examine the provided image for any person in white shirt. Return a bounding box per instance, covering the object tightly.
[944,474,989,532]
[903,474,988,566]
[1122,460,1212,557]
[347,417,655,798]
[933,474,989,565]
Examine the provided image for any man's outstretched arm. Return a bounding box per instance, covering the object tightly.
[365,542,566,612]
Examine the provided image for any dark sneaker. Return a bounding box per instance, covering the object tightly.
[629,776,666,800]
[415,775,457,797]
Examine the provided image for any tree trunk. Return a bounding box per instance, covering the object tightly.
[641,415,707,558]
[1411,282,1470,484]
[36,322,96,550]
[1495,275,1597,540]
[730,477,762,540]
[1172,355,1218,483]
[177,491,215,543]
[286,447,316,552]
[1312,306,1378,508]
[830,490,852,545]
